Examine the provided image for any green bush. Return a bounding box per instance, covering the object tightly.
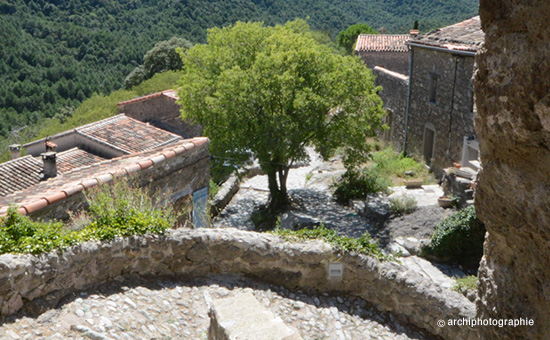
[0,207,81,254]
[422,205,486,270]
[333,168,390,204]
[389,195,418,215]
[371,147,427,179]
[453,275,478,295]
[0,179,178,255]
[80,179,177,241]
[271,224,393,261]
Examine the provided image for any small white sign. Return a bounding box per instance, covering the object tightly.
[328,263,343,278]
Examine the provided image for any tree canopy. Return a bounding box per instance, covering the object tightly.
[178,20,385,210]
[124,37,194,89]
[337,23,379,54]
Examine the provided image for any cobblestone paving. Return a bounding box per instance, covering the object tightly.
[0,275,435,340]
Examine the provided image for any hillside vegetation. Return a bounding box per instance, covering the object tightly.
[0,0,478,142]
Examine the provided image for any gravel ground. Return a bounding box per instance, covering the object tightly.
[0,275,437,340]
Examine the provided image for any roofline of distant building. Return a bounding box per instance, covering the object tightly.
[405,41,477,56]
[116,89,179,106]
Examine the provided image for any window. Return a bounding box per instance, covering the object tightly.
[429,75,438,104]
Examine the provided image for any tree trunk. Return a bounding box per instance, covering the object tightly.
[266,166,290,211]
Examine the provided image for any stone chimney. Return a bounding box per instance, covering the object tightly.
[410,29,419,36]
[41,152,57,179]
[45,139,57,152]
[9,144,21,160]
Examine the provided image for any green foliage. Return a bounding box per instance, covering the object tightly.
[333,168,390,204]
[0,207,81,254]
[389,195,418,215]
[337,23,378,54]
[80,179,177,242]
[179,20,385,209]
[125,37,193,88]
[453,275,478,295]
[0,179,177,255]
[209,179,221,200]
[370,147,428,179]
[423,205,486,270]
[271,224,393,261]
[0,0,477,142]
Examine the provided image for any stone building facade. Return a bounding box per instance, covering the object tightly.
[404,17,483,174]
[117,89,203,138]
[355,34,410,75]
[372,67,409,149]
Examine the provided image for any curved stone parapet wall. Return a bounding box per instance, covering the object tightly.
[0,228,476,340]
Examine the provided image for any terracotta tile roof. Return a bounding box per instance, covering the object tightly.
[116,89,179,106]
[407,16,484,53]
[0,156,43,197]
[355,34,410,52]
[56,148,105,173]
[0,137,209,216]
[0,148,109,197]
[76,114,182,154]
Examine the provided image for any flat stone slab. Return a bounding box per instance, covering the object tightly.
[208,292,303,340]
[388,185,444,207]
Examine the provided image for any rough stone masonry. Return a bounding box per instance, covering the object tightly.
[474,1,550,339]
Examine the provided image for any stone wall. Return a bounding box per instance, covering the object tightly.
[407,47,476,174]
[373,66,409,151]
[120,96,203,138]
[30,142,210,225]
[0,228,476,340]
[358,51,409,75]
[474,1,550,339]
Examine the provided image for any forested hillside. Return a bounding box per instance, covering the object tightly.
[0,0,478,142]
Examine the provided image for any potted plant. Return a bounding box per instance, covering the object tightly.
[438,196,454,208]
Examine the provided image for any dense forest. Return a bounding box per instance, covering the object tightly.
[0,0,478,143]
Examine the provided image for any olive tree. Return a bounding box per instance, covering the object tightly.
[178,20,384,211]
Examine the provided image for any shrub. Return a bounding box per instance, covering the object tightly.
[371,147,426,179]
[333,168,390,204]
[389,195,418,215]
[80,179,177,241]
[0,179,178,255]
[271,224,393,261]
[422,205,486,270]
[453,275,478,295]
[0,207,81,254]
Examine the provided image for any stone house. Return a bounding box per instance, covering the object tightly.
[355,33,412,75]
[404,16,483,174]
[2,114,210,227]
[117,89,203,138]
[361,17,483,176]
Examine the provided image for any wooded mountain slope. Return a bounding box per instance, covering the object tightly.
[0,0,478,139]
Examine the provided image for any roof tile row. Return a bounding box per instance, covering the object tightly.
[0,137,209,216]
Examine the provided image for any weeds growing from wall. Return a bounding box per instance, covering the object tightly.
[0,179,178,255]
[271,224,395,261]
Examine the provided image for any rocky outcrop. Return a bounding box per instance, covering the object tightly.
[474,1,550,339]
[0,228,476,340]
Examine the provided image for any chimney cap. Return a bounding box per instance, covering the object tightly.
[41,151,57,159]
[9,144,21,151]
[410,29,420,35]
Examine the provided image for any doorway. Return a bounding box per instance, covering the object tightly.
[423,123,436,165]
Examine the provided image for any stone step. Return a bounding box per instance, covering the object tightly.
[208,292,303,340]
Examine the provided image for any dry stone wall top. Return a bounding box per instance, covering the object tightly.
[0,228,476,340]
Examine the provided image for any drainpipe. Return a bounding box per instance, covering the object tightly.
[403,46,414,156]
[446,56,460,158]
